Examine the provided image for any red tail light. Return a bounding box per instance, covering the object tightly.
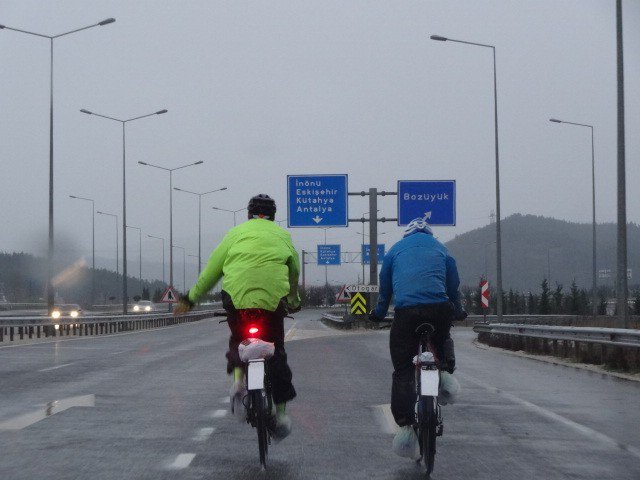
[248,326,260,336]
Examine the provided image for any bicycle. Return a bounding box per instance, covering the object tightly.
[215,310,278,469]
[414,322,444,477]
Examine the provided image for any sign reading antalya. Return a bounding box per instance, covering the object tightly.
[287,175,348,227]
[317,244,341,265]
[397,180,456,227]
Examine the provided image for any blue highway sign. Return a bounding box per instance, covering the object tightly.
[397,180,456,226]
[317,244,341,265]
[362,244,385,265]
[287,174,348,227]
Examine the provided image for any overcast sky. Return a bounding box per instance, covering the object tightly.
[1,0,638,288]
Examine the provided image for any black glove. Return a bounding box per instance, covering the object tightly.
[287,304,302,314]
[453,305,468,321]
[174,293,195,315]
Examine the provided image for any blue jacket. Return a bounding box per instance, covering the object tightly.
[373,231,460,319]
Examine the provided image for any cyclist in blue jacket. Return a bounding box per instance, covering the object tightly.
[370,216,463,459]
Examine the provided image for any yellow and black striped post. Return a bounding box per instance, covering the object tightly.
[350,292,367,316]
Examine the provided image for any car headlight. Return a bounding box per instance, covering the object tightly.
[70,310,78,318]
[145,306,151,312]
[51,310,61,319]
[54,324,60,330]
[133,305,140,312]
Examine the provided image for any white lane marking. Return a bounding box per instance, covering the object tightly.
[165,453,196,470]
[458,373,640,461]
[38,362,75,372]
[109,351,127,355]
[285,321,298,341]
[0,394,95,430]
[372,404,398,435]
[192,427,216,442]
[219,396,230,404]
[211,409,227,418]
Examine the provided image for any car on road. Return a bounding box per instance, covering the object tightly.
[132,300,153,313]
[50,304,82,320]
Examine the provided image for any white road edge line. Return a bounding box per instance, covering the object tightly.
[285,321,298,341]
[458,372,640,461]
[192,427,216,442]
[165,453,196,470]
[38,362,75,372]
[211,409,227,418]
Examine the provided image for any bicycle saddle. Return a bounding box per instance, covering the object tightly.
[415,323,435,336]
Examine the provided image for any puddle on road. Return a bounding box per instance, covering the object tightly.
[0,394,95,430]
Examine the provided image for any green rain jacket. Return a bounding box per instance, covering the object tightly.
[188,218,301,311]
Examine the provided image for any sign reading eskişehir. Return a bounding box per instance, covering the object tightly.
[287,175,348,227]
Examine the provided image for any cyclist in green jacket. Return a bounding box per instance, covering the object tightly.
[175,194,301,440]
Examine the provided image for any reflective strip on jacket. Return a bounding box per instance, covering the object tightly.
[188,218,301,311]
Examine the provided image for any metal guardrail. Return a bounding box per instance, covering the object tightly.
[473,322,640,348]
[0,310,219,343]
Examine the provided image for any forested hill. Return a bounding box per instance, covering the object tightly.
[445,214,640,292]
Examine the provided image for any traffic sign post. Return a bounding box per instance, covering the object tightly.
[287,175,348,227]
[317,244,341,265]
[362,244,385,265]
[397,180,456,226]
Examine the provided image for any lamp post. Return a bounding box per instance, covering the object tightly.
[431,34,504,320]
[211,206,247,227]
[69,195,95,306]
[126,225,143,297]
[187,254,199,286]
[80,108,167,314]
[147,235,166,284]
[97,211,118,275]
[549,118,598,318]
[138,161,203,298]
[0,18,115,314]
[173,245,186,293]
[174,186,227,274]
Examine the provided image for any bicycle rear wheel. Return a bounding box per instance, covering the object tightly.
[418,396,437,476]
[252,390,269,468]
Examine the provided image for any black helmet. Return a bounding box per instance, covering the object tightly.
[248,194,276,220]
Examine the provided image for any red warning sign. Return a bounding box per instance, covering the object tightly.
[160,286,179,303]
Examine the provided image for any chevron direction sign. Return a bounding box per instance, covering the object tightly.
[350,292,368,315]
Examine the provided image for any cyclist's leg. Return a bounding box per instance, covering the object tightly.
[265,308,296,405]
[430,303,455,373]
[222,291,246,417]
[389,307,421,427]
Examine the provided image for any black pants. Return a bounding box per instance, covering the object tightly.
[390,302,453,427]
[222,291,297,405]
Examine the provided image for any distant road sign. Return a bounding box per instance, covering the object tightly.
[336,285,351,303]
[317,244,341,265]
[480,280,490,309]
[287,174,348,227]
[362,244,385,265]
[345,284,380,293]
[397,180,456,226]
[160,286,179,303]
[598,269,612,279]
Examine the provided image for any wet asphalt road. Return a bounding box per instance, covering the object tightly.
[0,309,639,480]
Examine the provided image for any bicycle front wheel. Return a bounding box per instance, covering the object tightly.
[252,390,269,468]
[418,396,437,476]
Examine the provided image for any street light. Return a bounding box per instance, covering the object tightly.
[138,160,203,298]
[174,186,227,274]
[172,245,186,293]
[1,18,115,314]
[97,211,118,276]
[80,108,167,314]
[211,206,247,226]
[549,118,598,319]
[147,234,166,284]
[69,195,95,306]
[187,254,199,286]
[431,33,504,320]
[126,225,143,297]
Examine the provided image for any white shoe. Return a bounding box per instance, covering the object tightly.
[392,425,420,460]
[229,380,247,422]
